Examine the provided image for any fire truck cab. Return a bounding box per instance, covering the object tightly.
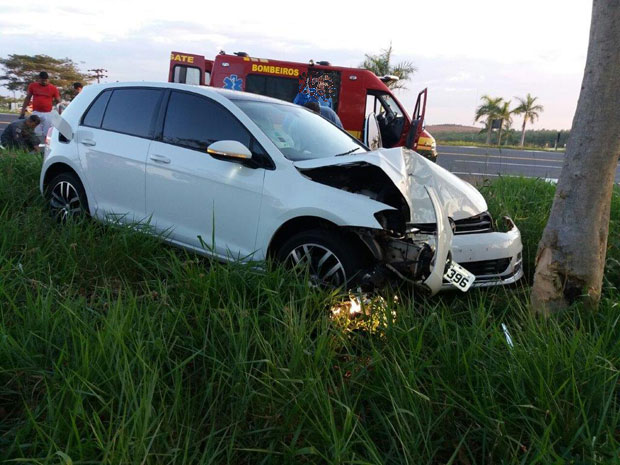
[168,51,437,161]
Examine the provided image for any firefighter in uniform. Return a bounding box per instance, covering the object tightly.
[0,115,41,152]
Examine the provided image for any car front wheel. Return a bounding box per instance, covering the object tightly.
[276,229,368,288]
[46,172,89,223]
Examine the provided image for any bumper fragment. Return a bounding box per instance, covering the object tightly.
[442,215,524,290]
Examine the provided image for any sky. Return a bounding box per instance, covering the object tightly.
[0,0,593,129]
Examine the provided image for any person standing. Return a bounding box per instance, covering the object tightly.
[19,71,61,138]
[59,82,84,114]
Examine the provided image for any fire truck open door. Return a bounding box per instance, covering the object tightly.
[405,88,427,150]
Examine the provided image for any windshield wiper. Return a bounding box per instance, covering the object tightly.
[334,147,362,157]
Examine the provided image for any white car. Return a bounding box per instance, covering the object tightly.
[41,82,523,294]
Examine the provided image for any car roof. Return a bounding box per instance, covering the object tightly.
[82,81,295,106]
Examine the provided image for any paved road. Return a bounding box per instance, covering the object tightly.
[0,112,19,128]
[437,144,620,184]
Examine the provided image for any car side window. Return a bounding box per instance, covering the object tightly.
[163,91,251,151]
[101,88,162,138]
[82,90,112,128]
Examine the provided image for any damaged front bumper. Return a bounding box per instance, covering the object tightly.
[355,186,454,296]
[356,214,523,294]
[444,216,523,289]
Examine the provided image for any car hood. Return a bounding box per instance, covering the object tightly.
[293,147,487,223]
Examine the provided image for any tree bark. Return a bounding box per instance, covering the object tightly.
[486,120,492,145]
[531,0,620,315]
[520,117,527,147]
[497,119,504,146]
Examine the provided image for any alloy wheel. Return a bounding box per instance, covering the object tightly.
[49,181,82,222]
[285,243,347,287]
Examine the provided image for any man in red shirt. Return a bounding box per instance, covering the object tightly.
[19,71,61,139]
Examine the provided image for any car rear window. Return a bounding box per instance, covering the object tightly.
[101,88,162,138]
[81,90,112,128]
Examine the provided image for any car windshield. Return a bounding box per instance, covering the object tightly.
[233,99,366,161]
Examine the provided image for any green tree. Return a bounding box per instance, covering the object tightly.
[474,95,503,144]
[0,54,93,94]
[0,95,11,111]
[531,0,620,313]
[513,93,544,146]
[360,43,417,90]
[496,100,513,146]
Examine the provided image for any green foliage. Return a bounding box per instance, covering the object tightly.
[497,100,513,129]
[1,151,619,464]
[474,95,507,144]
[496,100,513,145]
[513,93,544,125]
[513,94,545,145]
[474,95,503,125]
[0,54,93,94]
[360,43,416,90]
[436,129,571,148]
[474,94,544,146]
[0,94,20,111]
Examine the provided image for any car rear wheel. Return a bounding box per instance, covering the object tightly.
[276,229,368,288]
[46,172,89,223]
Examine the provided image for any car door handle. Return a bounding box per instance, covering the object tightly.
[81,139,96,146]
[150,154,171,164]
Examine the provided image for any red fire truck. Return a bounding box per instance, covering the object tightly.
[168,51,437,160]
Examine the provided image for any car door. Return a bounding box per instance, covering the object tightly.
[145,90,266,259]
[76,87,163,222]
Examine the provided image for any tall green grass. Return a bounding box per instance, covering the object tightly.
[1,151,619,464]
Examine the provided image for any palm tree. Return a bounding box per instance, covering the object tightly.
[474,95,503,144]
[513,94,544,146]
[360,43,417,90]
[496,100,513,146]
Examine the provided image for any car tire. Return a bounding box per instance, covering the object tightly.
[275,229,369,288]
[45,172,89,223]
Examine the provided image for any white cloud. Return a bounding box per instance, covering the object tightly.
[0,0,593,129]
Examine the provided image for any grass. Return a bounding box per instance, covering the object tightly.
[1,150,619,464]
[437,140,566,152]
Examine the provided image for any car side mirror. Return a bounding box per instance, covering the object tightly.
[207,140,252,161]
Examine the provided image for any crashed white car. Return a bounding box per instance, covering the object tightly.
[40,82,522,294]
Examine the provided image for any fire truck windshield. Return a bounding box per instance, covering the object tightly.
[234,99,366,162]
[378,94,404,118]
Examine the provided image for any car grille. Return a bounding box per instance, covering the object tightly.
[461,258,511,276]
[410,211,494,235]
[453,212,493,234]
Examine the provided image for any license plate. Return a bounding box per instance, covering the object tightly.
[444,261,475,292]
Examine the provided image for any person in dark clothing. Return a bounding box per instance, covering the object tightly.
[0,115,41,152]
[303,101,343,129]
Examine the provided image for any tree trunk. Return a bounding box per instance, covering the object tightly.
[531,0,620,315]
[497,120,503,146]
[486,120,492,145]
[520,117,527,146]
